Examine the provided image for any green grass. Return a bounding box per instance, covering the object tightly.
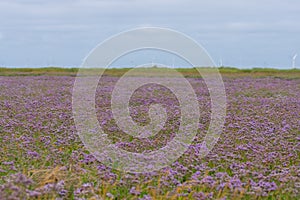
[0,66,299,78]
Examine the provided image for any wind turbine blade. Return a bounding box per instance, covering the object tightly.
[293,54,298,60]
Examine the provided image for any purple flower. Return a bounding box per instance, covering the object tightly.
[27,151,40,158]
[130,187,141,196]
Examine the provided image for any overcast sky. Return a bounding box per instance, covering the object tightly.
[0,0,299,68]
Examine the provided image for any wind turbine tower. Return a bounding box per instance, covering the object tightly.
[219,58,223,67]
[292,54,297,69]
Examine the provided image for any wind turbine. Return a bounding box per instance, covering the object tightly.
[151,56,155,67]
[292,54,297,69]
[219,58,223,67]
[172,57,175,68]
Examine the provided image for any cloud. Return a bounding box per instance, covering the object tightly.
[0,0,299,67]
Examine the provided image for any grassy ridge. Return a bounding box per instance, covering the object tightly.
[0,67,300,78]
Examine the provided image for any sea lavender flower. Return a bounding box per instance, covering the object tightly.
[200,176,215,187]
[130,186,141,196]
[138,194,152,200]
[258,180,277,192]
[27,151,40,158]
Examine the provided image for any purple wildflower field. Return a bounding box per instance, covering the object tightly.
[0,75,299,199]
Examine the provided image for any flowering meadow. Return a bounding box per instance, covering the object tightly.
[0,71,299,199]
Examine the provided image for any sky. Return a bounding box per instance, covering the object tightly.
[0,0,299,68]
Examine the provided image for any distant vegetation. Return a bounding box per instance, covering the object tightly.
[0,66,299,78]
